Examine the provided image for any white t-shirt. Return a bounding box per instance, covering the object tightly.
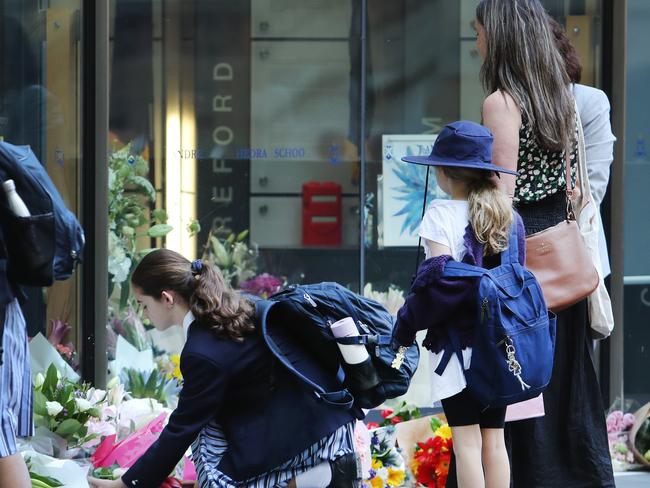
[418,199,472,403]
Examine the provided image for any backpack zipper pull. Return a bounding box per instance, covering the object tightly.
[481,298,489,323]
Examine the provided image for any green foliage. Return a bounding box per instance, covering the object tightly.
[120,368,181,408]
[379,401,421,427]
[26,459,64,488]
[107,143,172,306]
[201,228,258,288]
[33,364,102,447]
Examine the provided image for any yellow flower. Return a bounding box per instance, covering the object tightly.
[435,424,452,440]
[369,476,385,488]
[371,458,384,470]
[170,354,182,381]
[386,467,405,486]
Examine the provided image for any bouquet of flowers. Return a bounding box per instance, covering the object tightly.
[409,416,453,488]
[606,410,637,470]
[119,367,181,409]
[47,319,79,371]
[201,228,258,288]
[369,401,420,429]
[32,365,105,452]
[364,426,407,488]
[629,402,650,468]
[239,273,284,298]
[363,284,405,316]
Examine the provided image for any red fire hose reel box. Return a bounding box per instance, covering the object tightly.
[302,182,342,246]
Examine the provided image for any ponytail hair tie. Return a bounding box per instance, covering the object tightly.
[191,259,203,275]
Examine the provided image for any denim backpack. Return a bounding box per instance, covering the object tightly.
[439,217,556,408]
[255,282,420,410]
[0,142,84,286]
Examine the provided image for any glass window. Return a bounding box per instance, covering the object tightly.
[107,1,608,406]
[109,0,361,285]
[623,0,650,406]
[107,1,361,374]
[363,0,604,294]
[362,0,604,405]
[1,0,84,368]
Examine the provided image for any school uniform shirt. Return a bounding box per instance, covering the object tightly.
[418,200,473,402]
[122,311,358,488]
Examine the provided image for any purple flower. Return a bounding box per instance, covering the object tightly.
[48,319,71,346]
[239,273,283,298]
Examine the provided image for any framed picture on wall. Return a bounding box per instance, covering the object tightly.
[379,134,445,247]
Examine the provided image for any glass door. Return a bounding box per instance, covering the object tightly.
[0,0,84,370]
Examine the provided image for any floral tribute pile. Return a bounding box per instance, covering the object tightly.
[410,416,453,488]
[359,404,453,488]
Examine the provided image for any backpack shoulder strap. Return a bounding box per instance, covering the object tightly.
[500,211,520,266]
[442,260,485,279]
[255,298,354,410]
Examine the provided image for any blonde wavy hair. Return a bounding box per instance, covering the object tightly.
[442,167,513,255]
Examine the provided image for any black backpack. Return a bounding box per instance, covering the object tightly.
[255,282,420,409]
[0,142,84,286]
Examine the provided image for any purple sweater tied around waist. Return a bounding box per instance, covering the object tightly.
[391,214,526,354]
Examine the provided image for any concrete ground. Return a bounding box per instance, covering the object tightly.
[614,471,650,487]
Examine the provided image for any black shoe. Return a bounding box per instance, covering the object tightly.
[328,452,361,488]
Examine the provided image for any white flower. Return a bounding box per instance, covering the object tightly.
[108,383,126,407]
[74,398,93,412]
[100,405,118,422]
[86,418,116,438]
[86,388,107,405]
[46,401,64,416]
[106,376,119,390]
[33,373,45,389]
[376,467,389,481]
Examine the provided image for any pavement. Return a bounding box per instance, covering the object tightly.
[614,471,650,487]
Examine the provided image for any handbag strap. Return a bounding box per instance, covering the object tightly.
[563,116,578,221]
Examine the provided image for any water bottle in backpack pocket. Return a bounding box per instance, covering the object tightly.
[440,215,557,408]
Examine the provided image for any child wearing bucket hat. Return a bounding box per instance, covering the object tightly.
[392,121,524,488]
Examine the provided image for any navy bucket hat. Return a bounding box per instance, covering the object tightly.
[401,120,518,176]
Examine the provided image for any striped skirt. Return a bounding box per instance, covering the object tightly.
[191,421,355,488]
[0,299,33,457]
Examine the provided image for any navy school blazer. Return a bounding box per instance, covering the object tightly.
[123,318,359,488]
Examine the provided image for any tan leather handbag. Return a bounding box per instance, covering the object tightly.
[524,145,599,313]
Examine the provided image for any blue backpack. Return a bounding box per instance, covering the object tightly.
[439,217,556,408]
[255,282,420,410]
[0,142,84,286]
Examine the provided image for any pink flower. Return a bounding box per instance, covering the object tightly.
[622,413,636,430]
[239,273,283,298]
[353,421,372,478]
[606,411,624,433]
[84,419,117,448]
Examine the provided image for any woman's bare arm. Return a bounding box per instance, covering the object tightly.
[482,91,522,198]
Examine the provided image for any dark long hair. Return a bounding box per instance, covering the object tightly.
[476,0,575,151]
[548,17,582,84]
[131,249,255,341]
